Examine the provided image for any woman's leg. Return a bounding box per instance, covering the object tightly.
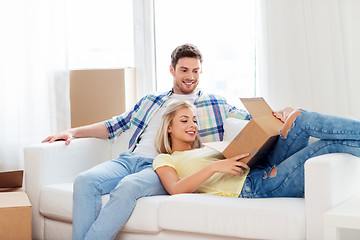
[241,138,360,198]
[268,110,360,166]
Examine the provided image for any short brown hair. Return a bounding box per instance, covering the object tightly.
[170,44,203,68]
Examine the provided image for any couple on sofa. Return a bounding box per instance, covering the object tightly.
[42,44,360,240]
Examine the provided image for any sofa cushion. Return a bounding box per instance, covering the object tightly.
[158,193,306,240]
[39,183,167,233]
[121,196,168,233]
[39,183,74,223]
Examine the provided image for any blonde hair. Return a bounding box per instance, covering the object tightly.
[155,100,201,154]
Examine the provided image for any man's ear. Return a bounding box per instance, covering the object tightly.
[170,65,175,77]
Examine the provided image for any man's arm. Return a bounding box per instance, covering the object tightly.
[42,122,110,145]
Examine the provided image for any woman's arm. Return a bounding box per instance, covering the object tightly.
[155,153,250,195]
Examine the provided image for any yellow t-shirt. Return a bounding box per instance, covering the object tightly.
[153,147,248,198]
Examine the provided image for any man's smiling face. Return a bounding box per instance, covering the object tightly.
[170,57,202,94]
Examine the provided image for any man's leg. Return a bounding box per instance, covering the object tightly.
[72,153,137,240]
[84,166,168,240]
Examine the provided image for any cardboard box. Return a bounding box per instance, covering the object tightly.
[204,97,283,167]
[70,68,136,128]
[0,170,23,188]
[0,191,32,240]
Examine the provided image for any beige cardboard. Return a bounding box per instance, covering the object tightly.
[70,68,136,128]
[204,97,283,167]
[0,191,32,239]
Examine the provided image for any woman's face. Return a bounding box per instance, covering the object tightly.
[168,107,198,147]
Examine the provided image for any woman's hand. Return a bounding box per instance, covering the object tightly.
[212,153,250,176]
[273,107,295,123]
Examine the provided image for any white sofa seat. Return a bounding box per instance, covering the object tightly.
[24,119,360,240]
[39,183,167,233]
[158,194,305,239]
[38,183,306,239]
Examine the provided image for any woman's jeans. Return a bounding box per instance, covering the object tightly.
[72,153,168,240]
[240,110,360,198]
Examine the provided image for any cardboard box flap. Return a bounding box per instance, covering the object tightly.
[0,192,31,208]
[240,97,273,119]
[253,116,283,136]
[0,170,23,188]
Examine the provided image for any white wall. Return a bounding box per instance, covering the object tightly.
[256,0,360,120]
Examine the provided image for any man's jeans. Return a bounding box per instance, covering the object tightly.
[240,110,360,198]
[72,153,168,240]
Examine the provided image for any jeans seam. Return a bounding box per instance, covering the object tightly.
[283,126,309,159]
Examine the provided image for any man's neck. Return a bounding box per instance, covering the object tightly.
[171,88,200,96]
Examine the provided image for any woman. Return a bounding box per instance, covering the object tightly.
[153,100,360,198]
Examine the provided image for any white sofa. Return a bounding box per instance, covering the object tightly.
[24,120,360,240]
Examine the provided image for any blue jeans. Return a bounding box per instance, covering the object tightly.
[240,110,360,198]
[72,153,168,240]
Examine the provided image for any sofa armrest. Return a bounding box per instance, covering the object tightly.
[24,137,112,239]
[24,138,112,186]
[305,153,360,240]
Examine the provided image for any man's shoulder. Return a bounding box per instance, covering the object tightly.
[135,91,171,107]
[196,91,228,104]
[143,90,171,100]
[198,91,226,100]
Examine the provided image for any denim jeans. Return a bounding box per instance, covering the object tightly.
[240,110,360,198]
[72,153,168,240]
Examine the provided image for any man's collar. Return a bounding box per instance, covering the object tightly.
[169,88,202,96]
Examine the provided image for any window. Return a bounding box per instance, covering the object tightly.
[154,0,256,108]
[66,0,134,69]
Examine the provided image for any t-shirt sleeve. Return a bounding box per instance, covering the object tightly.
[153,154,176,171]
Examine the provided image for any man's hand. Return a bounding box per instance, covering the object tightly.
[272,107,294,123]
[42,130,74,145]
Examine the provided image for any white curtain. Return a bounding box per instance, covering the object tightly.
[256,0,360,119]
[0,0,70,171]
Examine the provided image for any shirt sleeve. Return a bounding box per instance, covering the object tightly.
[103,96,146,139]
[227,104,252,120]
[153,154,176,171]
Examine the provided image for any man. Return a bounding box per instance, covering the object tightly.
[42,44,251,240]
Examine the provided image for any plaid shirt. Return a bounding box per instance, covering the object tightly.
[104,89,251,152]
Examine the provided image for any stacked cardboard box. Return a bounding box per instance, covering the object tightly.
[0,170,31,239]
[70,68,136,128]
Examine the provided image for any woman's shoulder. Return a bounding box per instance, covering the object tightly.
[154,153,173,161]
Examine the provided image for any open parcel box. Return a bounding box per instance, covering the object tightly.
[204,97,284,168]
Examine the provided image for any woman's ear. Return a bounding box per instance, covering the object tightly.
[167,125,172,133]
